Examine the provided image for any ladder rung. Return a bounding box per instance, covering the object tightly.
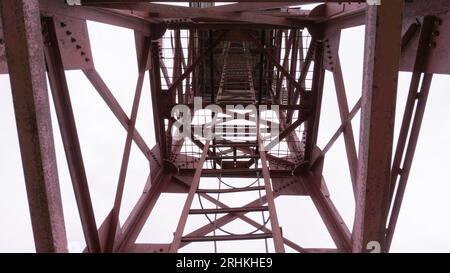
[214,126,257,128]
[181,233,273,242]
[212,141,257,147]
[206,155,259,160]
[210,145,257,148]
[189,206,268,214]
[216,101,256,104]
[197,186,265,194]
[216,133,257,137]
[217,98,255,101]
[221,89,252,93]
[201,168,262,175]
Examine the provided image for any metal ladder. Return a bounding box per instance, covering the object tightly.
[169,41,285,253]
[216,42,256,105]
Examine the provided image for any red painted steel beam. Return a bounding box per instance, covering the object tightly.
[186,31,196,100]
[0,0,67,252]
[83,69,152,161]
[386,73,433,252]
[289,41,315,121]
[322,98,361,155]
[81,1,303,28]
[259,155,285,252]
[385,16,438,251]
[104,39,150,252]
[287,30,300,109]
[40,0,151,34]
[149,40,169,159]
[257,30,265,104]
[160,57,172,87]
[115,170,170,251]
[304,36,325,162]
[318,1,450,38]
[297,152,352,252]
[389,17,437,207]
[308,178,352,252]
[258,118,285,252]
[204,2,301,13]
[165,22,310,30]
[353,0,403,253]
[43,17,101,253]
[172,29,183,103]
[401,22,420,52]
[332,57,358,198]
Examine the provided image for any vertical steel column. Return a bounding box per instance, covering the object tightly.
[276,31,294,104]
[353,0,403,253]
[149,40,168,159]
[258,30,265,104]
[289,41,314,122]
[209,29,215,103]
[43,17,101,253]
[287,30,299,110]
[304,35,325,162]
[190,29,198,98]
[0,0,67,252]
[173,29,183,104]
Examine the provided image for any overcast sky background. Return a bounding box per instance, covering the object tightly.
[1,3,450,253]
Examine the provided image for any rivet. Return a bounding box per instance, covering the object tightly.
[60,22,67,28]
[76,45,82,49]
[66,30,72,36]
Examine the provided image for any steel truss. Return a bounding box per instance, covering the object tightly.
[0,0,447,253]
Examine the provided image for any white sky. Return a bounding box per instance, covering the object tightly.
[1,6,450,253]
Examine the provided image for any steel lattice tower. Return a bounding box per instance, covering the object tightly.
[0,0,445,253]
